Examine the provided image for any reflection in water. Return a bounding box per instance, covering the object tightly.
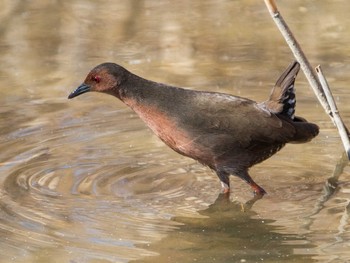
[1,0,350,262]
[134,194,316,263]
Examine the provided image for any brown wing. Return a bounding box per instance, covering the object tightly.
[179,92,297,151]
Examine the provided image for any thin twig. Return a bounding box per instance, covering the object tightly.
[264,0,331,114]
[264,0,350,159]
[316,66,350,158]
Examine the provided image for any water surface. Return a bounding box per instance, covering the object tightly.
[1,1,350,262]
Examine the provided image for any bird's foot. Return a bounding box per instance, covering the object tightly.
[246,179,267,196]
[222,187,230,194]
[253,186,266,196]
[220,182,230,196]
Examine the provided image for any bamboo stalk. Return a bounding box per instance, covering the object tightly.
[264,0,350,159]
[316,66,350,158]
[264,0,331,115]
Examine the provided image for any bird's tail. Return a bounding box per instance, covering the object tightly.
[289,116,319,143]
[264,61,300,119]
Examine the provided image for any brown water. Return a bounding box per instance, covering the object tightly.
[1,1,350,262]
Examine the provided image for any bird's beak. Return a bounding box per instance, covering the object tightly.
[68,83,91,99]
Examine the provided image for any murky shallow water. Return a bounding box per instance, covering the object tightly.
[1,1,350,262]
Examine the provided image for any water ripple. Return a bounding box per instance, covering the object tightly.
[0,111,218,262]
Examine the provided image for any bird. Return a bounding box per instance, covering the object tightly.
[68,61,319,195]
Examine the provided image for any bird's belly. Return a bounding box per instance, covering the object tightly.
[129,103,213,164]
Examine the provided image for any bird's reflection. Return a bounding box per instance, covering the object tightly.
[133,193,316,263]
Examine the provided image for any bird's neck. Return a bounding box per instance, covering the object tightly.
[116,73,184,112]
[111,73,193,153]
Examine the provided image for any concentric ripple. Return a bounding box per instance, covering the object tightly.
[0,104,218,262]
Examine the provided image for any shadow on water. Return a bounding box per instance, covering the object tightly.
[133,194,317,263]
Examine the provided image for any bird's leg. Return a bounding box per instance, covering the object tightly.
[216,171,230,194]
[237,170,266,196]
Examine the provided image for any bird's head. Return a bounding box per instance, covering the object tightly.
[68,63,128,99]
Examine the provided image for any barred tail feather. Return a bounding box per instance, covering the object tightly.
[264,61,300,119]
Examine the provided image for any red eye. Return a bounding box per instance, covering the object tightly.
[92,76,101,83]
